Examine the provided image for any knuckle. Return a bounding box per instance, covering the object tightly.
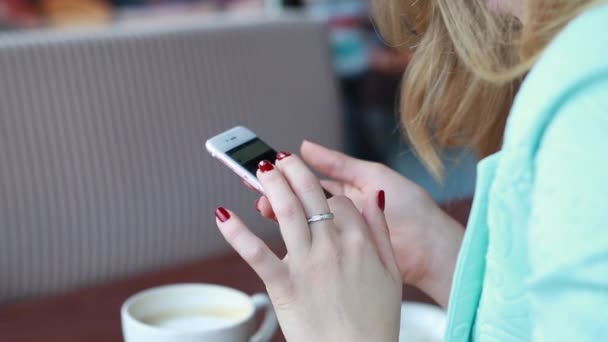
[244,242,267,265]
[297,175,321,195]
[222,223,244,243]
[279,158,321,195]
[345,231,368,248]
[274,203,299,220]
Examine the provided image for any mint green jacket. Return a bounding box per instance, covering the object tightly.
[445,4,608,341]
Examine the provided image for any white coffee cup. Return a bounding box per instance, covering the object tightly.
[121,283,278,342]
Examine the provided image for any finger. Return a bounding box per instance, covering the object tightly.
[274,152,333,240]
[360,191,400,275]
[300,140,373,188]
[327,195,368,236]
[257,160,311,256]
[215,207,286,285]
[319,179,344,196]
[256,196,277,223]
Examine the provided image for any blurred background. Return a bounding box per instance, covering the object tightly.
[0,0,476,202]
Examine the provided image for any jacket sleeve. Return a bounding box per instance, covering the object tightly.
[528,78,608,341]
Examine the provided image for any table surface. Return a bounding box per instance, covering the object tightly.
[0,200,471,342]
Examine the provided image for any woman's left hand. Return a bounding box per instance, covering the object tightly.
[215,152,402,342]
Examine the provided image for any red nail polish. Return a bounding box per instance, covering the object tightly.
[377,190,385,211]
[258,160,274,173]
[276,151,292,161]
[215,207,231,222]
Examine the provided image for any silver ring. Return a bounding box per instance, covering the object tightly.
[306,213,335,224]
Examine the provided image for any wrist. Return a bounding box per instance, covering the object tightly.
[414,209,464,307]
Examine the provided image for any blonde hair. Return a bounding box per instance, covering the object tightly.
[372,0,607,177]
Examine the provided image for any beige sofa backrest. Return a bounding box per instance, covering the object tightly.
[0,14,342,304]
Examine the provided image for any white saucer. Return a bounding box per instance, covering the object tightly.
[399,302,446,342]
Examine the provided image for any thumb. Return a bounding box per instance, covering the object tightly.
[300,140,372,188]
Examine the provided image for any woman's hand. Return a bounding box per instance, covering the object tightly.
[215,153,402,342]
[256,141,464,307]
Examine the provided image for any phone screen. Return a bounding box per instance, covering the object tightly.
[226,137,277,176]
[225,137,332,198]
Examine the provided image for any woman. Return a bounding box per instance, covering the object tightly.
[215,0,608,340]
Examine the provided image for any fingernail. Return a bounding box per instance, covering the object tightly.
[258,160,274,173]
[254,199,261,212]
[215,207,231,222]
[377,190,385,211]
[276,151,292,161]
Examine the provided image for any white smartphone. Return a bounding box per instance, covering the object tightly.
[206,126,274,194]
[206,125,331,197]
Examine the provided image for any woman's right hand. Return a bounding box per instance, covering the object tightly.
[256,141,465,307]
